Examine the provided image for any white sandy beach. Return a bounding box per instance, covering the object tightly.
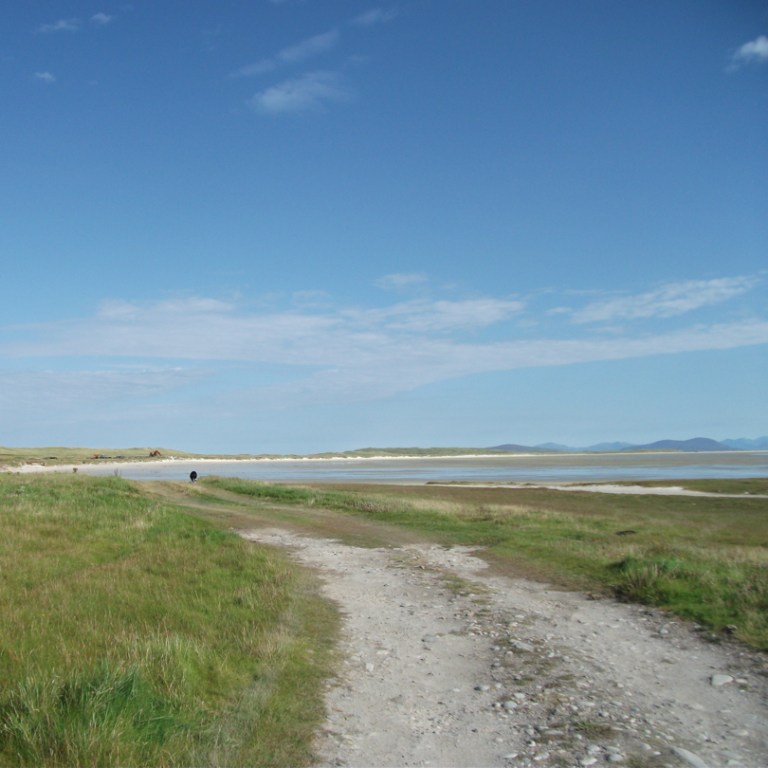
[3,453,533,476]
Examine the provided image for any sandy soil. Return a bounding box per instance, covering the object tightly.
[241,529,768,768]
[431,484,768,499]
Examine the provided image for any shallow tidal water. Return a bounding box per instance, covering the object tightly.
[80,451,768,484]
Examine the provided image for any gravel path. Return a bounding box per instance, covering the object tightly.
[240,529,768,768]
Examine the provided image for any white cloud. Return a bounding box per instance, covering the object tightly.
[375,272,429,290]
[38,18,80,33]
[343,298,525,332]
[34,72,56,84]
[248,71,352,114]
[352,8,399,26]
[278,29,340,64]
[230,29,339,80]
[4,280,767,410]
[571,276,758,324]
[292,290,334,308]
[230,59,277,78]
[731,35,768,66]
[91,13,114,26]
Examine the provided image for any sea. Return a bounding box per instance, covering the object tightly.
[78,451,768,485]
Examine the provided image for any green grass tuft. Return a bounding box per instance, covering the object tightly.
[0,474,337,767]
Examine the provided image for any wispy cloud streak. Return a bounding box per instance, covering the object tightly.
[230,29,339,78]
[279,29,339,63]
[248,71,352,114]
[352,8,399,26]
[2,277,766,407]
[571,276,758,324]
[38,18,80,33]
[375,273,429,290]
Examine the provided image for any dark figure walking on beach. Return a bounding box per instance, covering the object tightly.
[190,471,198,483]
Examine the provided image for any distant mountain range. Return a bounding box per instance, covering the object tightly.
[489,436,768,453]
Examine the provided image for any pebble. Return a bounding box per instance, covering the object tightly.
[513,692,527,700]
[586,744,601,753]
[365,663,375,672]
[502,701,517,710]
[607,755,624,763]
[503,754,518,760]
[672,747,710,768]
[533,752,549,762]
[475,685,491,692]
[422,635,439,643]
[579,758,598,767]
[711,674,733,687]
[733,729,749,737]
[512,640,534,651]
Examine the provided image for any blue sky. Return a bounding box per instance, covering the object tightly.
[1,1,767,453]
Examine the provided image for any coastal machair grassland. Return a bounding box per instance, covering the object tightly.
[0,460,766,766]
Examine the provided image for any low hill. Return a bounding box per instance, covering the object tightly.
[487,443,550,453]
[721,436,768,450]
[622,437,734,452]
[337,447,527,457]
[534,441,635,452]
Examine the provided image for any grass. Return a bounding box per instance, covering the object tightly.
[4,470,766,763]
[0,446,196,467]
[0,473,338,767]
[202,477,768,651]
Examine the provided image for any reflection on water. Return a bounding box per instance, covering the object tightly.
[81,451,768,484]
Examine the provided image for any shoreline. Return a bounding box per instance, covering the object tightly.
[3,449,767,477]
[4,448,766,476]
[428,482,768,498]
[3,453,538,474]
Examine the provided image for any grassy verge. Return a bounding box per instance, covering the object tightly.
[203,477,768,651]
[0,474,337,767]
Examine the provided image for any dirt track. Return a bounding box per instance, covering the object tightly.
[242,528,768,768]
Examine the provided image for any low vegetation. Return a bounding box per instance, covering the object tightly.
[3,470,766,765]
[0,444,546,469]
[0,474,337,767]
[203,477,768,651]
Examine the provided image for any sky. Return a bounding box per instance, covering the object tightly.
[1,0,767,454]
